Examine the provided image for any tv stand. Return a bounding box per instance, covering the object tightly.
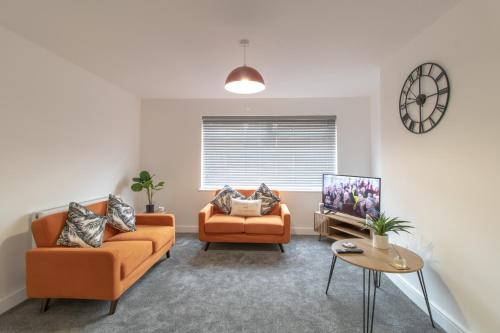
[314,211,371,241]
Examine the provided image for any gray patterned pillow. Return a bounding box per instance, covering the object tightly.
[56,202,107,248]
[107,194,136,232]
[249,183,281,215]
[211,185,245,214]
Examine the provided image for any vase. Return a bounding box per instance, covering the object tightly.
[146,204,155,213]
[372,234,389,249]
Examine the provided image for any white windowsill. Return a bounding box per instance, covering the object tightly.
[198,187,321,193]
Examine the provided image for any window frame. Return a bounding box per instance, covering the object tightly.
[200,115,338,192]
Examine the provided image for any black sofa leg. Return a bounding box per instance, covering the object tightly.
[109,298,119,315]
[166,250,170,259]
[40,298,50,313]
[278,244,285,253]
[204,242,211,251]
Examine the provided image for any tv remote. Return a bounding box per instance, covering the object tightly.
[336,248,364,254]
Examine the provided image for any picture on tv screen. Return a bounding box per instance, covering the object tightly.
[322,174,381,219]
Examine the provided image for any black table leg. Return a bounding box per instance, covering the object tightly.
[373,271,382,288]
[363,269,377,333]
[417,269,435,328]
[325,255,337,294]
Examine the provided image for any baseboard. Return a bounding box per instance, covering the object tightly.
[386,274,468,333]
[176,225,199,233]
[0,287,26,315]
[175,225,317,236]
[291,227,317,235]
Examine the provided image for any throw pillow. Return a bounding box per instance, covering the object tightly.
[211,185,245,214]
[56,202,107,248]
[107,194,136,232]
[230,198,262,217]
[249,183,281,215]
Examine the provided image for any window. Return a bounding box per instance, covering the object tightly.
[201,116,337,191]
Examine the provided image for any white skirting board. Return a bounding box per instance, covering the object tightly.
[0,288,26,315]
[385,274,468,333]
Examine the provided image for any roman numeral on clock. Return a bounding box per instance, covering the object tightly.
[416,65,423,78]
[438,87,449,95]
[436,104,446,112]
[429,117,436,127]
[436,71,444,81]
[402,113,410,123]
[408,120,415,132]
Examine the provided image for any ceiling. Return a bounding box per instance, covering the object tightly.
[0,0,458,98]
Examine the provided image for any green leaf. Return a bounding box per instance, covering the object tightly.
[157,181,165,187]
[131,183,143,192]
[139,170,151,181]
[132,177,142,182]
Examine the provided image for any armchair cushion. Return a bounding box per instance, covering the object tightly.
[244,215,284,235]
[56,202,107,248]
[205,214,245,233]
[102,241,152,279]
[248,183,281,215]
[211,185,246,214]
[106,225,174,252]
[107,194,136,232]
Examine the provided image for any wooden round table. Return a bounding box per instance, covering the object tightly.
[325,238,435,333]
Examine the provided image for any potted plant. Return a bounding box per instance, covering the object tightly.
[131,170,165,213]
[362,213,413,250]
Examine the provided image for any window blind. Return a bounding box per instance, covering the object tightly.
[201,116,337,191]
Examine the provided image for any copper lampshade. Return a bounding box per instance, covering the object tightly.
[224,40,265,94]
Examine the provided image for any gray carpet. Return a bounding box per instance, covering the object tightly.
[0,234,440,333]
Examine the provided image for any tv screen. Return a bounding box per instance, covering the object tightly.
[322,174,381,219]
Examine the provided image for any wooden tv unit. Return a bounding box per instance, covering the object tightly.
[314,211,371,241]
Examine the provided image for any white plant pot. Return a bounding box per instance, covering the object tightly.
[372,234,389,250]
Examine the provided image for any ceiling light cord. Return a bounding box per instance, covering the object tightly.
[240,39,249,66]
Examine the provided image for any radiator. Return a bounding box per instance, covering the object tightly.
[30,196,108,222]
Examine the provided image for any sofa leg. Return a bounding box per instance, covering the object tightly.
[109,299,119,315]
[166,250,170,259]
[40,298,50,313]
[278,244,285,253]
[204,242,211,251]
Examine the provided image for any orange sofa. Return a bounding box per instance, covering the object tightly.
[199,189,291,252]
[26,200,175,315]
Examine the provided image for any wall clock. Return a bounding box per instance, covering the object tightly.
[399,62,450,134]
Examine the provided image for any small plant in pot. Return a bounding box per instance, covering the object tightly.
[363,213,413,250]
[131,170,165,213]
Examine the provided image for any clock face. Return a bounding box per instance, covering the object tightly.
[399,63,450,134]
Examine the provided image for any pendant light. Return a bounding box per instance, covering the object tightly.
[225,39,265,94]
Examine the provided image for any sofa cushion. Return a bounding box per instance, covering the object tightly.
[205,214,245,233]
[107,194,136,232]
[211,185,246,214]
[56,202,108,248]
[244,215,284,235]
[106,225,174,252]
[102,241,153,279]
[230,198,262,217]
[248,183,281,215]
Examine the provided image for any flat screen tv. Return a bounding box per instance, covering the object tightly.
[322,174,381,219]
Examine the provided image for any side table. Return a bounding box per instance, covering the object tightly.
[325,238,435,333]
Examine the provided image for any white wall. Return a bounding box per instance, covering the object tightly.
[375,1,500,332]
[0,27,141,313]
[141,98,371,234]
